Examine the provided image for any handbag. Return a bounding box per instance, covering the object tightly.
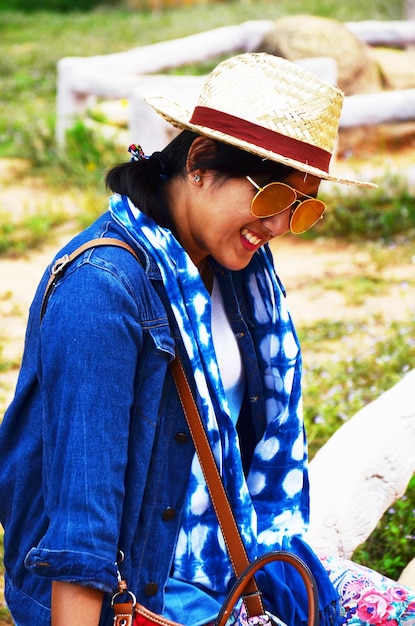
[40,238,319,626]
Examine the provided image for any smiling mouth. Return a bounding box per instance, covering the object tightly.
[241,227,262,246]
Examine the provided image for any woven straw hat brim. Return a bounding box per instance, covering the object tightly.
[145,95,377,189]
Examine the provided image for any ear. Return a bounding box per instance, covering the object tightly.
[186,136,218,176]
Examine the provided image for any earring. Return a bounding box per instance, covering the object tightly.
[193,174,201,183]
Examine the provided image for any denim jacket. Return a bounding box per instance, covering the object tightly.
[0,212,267,626]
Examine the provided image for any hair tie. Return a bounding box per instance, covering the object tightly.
[128,143,146,162]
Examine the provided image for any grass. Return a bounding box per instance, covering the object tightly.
[0,0,414,621]
[0,206,70,256]
[316,175,415,243]
[316,269,414,306]
[301,316,415,459]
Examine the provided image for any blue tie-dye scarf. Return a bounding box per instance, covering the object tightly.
[109,193,339,626]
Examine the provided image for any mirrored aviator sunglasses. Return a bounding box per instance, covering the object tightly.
[246,176,325,235]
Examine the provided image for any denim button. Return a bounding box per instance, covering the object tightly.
[174,432,188,444]
[162,507,176,521]
[144,582,159,597]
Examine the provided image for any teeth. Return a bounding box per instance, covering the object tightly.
[241,228,261,246]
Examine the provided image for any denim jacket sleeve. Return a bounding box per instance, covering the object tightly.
[23,241,174,593]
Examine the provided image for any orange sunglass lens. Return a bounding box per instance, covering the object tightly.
[290,199,325,234]
[251,183,297,218]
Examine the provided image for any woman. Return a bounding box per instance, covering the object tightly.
[0,53,413,626]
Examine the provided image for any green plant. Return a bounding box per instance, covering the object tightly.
[13,117,124,186]
[364,238,415,272]
[75,188,112,229]
[300,317,415,459]
[6,119,124,234]
[310,175,415,242]
[0,205,69,256]
[319,273,390,306]
[64,121,112,169]
[0,122,116,254]
[0,120,117,255]
[0,0,117,11]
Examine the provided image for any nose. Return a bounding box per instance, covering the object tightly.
[260,208,291,238]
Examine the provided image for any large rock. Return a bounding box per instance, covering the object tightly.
[371,47,415,90]
[256,14,381,95]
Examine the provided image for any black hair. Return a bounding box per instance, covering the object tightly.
[105,130,294,230]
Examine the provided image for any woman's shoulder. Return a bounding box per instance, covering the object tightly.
[38,212,167,327]
[50,212,164,284]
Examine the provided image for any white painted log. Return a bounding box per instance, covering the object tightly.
[102,20,273,74]
[55,19,415,146]
[306,369,415,559]
[340,89,415,127]
[55,20,274,145]
[56,61,144,144]
[346,20,415,46]
[399,557,415,590]
[129,74,207,151]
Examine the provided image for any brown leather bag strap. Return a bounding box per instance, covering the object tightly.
[40,237,140,321]
[170,356,265,617]
[215,551,319,626]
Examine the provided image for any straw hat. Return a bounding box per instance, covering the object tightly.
[145,52,376,188]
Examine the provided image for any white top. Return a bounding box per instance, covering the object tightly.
[211,277,245,424]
